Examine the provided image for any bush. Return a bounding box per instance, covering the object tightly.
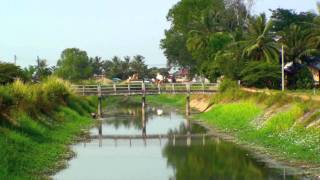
[240,62,281,89]
[218,78,239,93]
[287,66,314,89]
[0,63,26,85]
[42,77,71,103]
[0,87,15,123]
[0,77,74,124]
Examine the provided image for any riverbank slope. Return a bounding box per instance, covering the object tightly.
[115,90,320,176]
[0,78,96,179]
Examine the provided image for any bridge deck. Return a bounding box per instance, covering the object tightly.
[72,83,218,96]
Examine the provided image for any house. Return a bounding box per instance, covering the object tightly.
[305,57,320,83]
[169,67,190,82]
[284,57,320,86]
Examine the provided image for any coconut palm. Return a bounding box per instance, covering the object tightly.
[308,2,320,48]
[279,24,318,64]
[242,14,279,62]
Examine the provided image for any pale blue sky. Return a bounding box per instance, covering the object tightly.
[0,0,318,67]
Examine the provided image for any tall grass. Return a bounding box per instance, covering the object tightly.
[0,77,97,178]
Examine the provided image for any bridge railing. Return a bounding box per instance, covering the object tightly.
[71,83,218,96]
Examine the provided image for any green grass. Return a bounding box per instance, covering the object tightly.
[199,95,320,165]
[0,78,97,179]
[145,94,186,107]
[0,106,94,179]
[199,102,262,132]
[103,95,186,110]
[132,91,320,165]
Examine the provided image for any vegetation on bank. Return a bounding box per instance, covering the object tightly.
[143,86,320,166]
[0,77,97,179]
[161,0,320,89]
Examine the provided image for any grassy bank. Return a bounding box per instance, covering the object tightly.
[0,78,97,179]
[143,91,320,167]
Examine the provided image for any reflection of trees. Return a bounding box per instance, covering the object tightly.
[104,108,144,130]
[167,123,207,135]
[162,141,296,180]
[102,106,169,131]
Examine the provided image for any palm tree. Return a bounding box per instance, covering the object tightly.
[242,14,279,62]
[279,24,318,64]
[308,2,320,48]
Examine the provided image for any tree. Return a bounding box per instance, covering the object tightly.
[121,56,132,79]
[89,56,104,76]
[287,66,314,89]
[160,29,195,69]
[240,61,281,89]
[0,62,25,84]
[23,65,37,82]
[130,55,148,78]
[279,24,318,64]
[270,8,316,32]
[242,14,279,62]
[161,0,250,79]
[36,59,52,80]
[55,48,93,81]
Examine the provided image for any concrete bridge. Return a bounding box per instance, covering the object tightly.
[71,83,217,118]
[71,83,217,96]
[72,83,219,147]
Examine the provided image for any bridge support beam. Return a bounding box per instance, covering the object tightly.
[186,94,190,116]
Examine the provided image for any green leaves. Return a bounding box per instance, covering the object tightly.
[242,14,279,62]
[0,63,25,85]
[55,48,93,81]
[240,62,281,89]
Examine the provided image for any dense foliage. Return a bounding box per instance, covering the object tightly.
[161,0,320,89]
[0,63,25,84]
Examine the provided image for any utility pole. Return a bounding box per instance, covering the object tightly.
[281,44,285,91]
[37,56,40,68]
[14,55,17,65]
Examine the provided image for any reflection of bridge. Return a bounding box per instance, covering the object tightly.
[72,83,217,146]
[87,133,216,147]
[90,133,214,140]
[71,83,217,117]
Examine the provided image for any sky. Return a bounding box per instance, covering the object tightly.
[0,0,318,68]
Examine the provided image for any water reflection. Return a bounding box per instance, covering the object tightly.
[54,104,307,180]
[163,140,301,180]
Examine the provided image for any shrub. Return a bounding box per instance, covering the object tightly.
[0,87,15,123]
[240,62,281,89]
[0,77,74,124]
[218,78,239,93]
[287,66,314,89]
[42,77,71,104]
[0,63,26,85]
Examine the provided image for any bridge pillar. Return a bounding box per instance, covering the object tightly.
[186,94,190,116]
[142,101,146,137]
[142,95,146,109]
[98,122,102,147]
[98,96,103,118]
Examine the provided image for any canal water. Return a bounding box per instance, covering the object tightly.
[54,104,307,180]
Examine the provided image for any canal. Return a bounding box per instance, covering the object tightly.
[54,103,305,180]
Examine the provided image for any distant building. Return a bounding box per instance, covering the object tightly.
[305,57,320,83]
[284,57,320,85]
[169,67,189,82]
